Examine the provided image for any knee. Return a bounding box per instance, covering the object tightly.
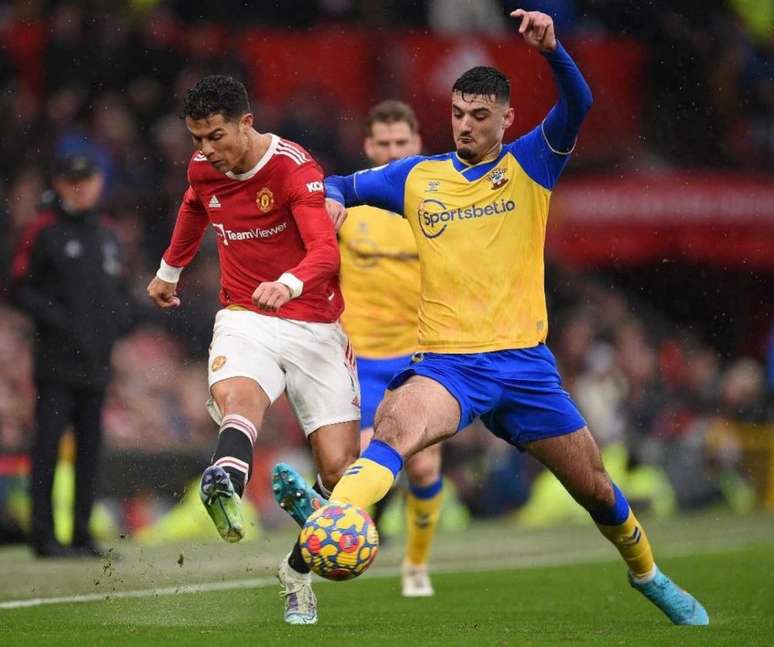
[373,406,416,455]
[212,381,264,427]
[584,473,616,514]
[318,448,359,489]
[213,383,248,410]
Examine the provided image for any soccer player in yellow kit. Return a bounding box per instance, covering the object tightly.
[323,10,709,625]
[339,101,443,597]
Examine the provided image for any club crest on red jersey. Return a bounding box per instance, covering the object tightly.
[256,187,274,213]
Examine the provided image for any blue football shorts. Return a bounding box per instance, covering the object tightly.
[387,344,586,448]
[356,354,413,430]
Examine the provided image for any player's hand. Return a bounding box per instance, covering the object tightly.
[511,9,557,53]
[147,276,181,308]
[325,198,347,232]
[252,281,292,312]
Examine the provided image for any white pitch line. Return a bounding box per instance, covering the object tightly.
[0,534,762,611]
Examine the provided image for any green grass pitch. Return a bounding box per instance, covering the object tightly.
[1,513,773,645]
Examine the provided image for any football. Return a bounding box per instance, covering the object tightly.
[299,502,379,580]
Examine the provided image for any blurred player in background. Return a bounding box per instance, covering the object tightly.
[13,154,131,558]
[147,75,360,625]
[338,100,443,597]
[323,10,709,625]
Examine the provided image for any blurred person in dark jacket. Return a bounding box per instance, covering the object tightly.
[11,153,132,558]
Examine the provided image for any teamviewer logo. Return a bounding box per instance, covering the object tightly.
[212,222,228,246]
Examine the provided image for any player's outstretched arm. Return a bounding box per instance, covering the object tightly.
[148,185,209,309]
[253,161,340,312]
[324,155,423,216]
[511,9,593,153]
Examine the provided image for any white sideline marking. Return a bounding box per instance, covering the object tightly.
[0,536,759,610]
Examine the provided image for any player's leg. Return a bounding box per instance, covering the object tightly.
[360,426,397,532]
[202,309,285,543]
[525,428,656,577]
[275,320,361,624]
[330,375,460,508]
[526,429,708,625]
[29,381,75,557]
[402,442,443,597]
[70,386,107,556]
[354,355,410,531]
[202,377,270,542]
[488,344,708,625]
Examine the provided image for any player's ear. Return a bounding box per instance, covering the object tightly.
[503,106,515,130]
[240,112,254,132]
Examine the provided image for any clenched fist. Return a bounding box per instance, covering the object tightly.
[147,276,181,308]
[252,281,292,312]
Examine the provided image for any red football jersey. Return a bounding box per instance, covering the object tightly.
[162,134,343,322]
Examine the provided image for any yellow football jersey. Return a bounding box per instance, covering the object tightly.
[329,124,572,354]
[339,205,420,358]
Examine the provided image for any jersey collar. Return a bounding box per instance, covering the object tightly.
[226,133,279,181]
[451,144,508,181]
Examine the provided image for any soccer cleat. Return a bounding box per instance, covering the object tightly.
[629,566,709,625]
[277,554,318,625]
[199,465,244,543]
[271,463,326,528]
[401,561,434,597]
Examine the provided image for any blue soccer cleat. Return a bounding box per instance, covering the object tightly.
[271,463,326,528]
[630,566,709,625]
[200,465,244,543]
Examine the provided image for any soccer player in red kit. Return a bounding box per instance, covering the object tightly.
[147,75,359,625]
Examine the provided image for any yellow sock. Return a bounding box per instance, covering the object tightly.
[330,458,396,509]
[596,509,655,579]
[405,483,443,566]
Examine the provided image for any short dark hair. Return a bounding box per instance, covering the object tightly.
[366,100,419,136]
[452,66,510,103]
[181,75,250,121]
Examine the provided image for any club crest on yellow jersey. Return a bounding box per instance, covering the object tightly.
[488,167,508,189]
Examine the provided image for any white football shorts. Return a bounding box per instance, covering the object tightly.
[206,308,360,435]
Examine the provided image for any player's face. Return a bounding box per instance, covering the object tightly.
[186,112,253,174]
[53,174,104,213]
[451,92,514,163]
[364,121,421,166]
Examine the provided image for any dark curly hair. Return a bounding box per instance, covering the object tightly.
[452,67,510,103]
[181,75,250,121]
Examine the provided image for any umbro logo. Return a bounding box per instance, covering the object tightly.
[208,195,221,209]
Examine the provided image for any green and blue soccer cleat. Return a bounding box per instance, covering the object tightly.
[200,465,245,543]
[630,566,709,625]
[271,463,326,528]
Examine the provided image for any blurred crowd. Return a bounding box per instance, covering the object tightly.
[0,0,772,519]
